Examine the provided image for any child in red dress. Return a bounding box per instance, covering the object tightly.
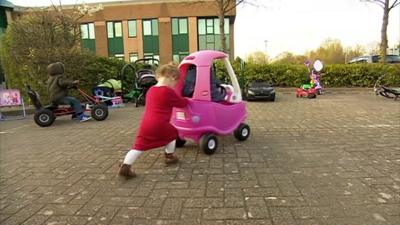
[119,64,188,179]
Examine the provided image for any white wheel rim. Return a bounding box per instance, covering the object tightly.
[39,114,49,123]
[95,109,104,117]
[208,139,216,149]
[242,128,249,137]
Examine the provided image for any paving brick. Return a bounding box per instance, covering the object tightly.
[1,91,399,224]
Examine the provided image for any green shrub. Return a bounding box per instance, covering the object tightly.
[221,62,400,88]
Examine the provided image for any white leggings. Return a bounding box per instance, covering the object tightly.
[123,140,176,165]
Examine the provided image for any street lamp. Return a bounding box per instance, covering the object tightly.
[264,40,268,54]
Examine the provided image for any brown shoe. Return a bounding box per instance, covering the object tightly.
[118,164,136,179]
[165,153,179,164]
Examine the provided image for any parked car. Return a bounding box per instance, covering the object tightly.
[348,55,400,64]
[245,80,276,101]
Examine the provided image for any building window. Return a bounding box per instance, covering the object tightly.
[129,53,138,63]
[144,53,160,62]
[142,19,159,58]
[113,54,125,60]
[172,18,189,62]
[80,23,95,39]
[107,21,124,56]
[143,19,158,36]
[107,21,123,38]
[198,18,230,52]
[128,20,137,37]
[80,23,96,53]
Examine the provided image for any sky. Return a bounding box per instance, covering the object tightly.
[8,0,400,58]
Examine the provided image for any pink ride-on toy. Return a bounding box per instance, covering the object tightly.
[171,50,250,154]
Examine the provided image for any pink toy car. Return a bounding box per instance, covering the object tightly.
[171,50,250,154]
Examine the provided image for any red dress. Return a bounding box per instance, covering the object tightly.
[133,86,188,150]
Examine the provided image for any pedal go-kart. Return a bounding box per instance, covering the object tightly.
[296,60,323,98]
[296,84,317,98]
[26,84,108,127]
[374,74,400,101]
[171,50,250,155]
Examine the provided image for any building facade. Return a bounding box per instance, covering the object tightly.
[78,0,236,63]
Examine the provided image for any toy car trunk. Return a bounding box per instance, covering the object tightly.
[171,50,250,155]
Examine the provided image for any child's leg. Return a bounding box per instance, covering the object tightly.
[165,140,179,164]
[123,149,143,165]
[165,140,176,154]
[119,149,143,179]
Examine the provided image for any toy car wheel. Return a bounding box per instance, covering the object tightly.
[200,133,218,155]
[307,94,316,99]
[176,137,186,148]
[234,123,250,141]
[91,104,108,121]
[34,109,55,127]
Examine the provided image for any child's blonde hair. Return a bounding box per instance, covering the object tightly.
[156,63,180,80]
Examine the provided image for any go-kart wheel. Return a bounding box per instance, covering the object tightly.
[234,123,250,141]
[176,137,186,148]
[200,133,218,155]
[91,104,108,121]
[307,93,316,99]
[34,109,55,127]
[316,89,322,95]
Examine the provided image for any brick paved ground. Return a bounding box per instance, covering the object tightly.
[0,90,399,225]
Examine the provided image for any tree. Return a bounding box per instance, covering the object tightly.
[272,52,307,64]
[344,45,366,63]
[307,39,346,64]
[214,0,245,53]
[362,0,400,63]
[0,5,94,100]
[246,51,269,64]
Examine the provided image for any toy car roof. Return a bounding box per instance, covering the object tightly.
[180,50,228,67]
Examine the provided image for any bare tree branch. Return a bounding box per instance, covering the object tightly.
[224,0,245,13]
[362,0,386,8]
[389,0,400,9]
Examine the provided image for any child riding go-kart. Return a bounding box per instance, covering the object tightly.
[26,84,108,127]
[171,50,250,154]
[296,60,324,98]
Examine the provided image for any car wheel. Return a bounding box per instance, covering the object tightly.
[200,133,218,155]
[34,109,55,127]
[269,93,276,102]
[91,104,108,121]
[234,123,250,141]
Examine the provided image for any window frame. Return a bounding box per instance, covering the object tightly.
[80,22,95,40]
[129,52,139,63]
[128,20,137,38]
[143,19,158,36]
[107,21,123,38]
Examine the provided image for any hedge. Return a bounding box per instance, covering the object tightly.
[224,62,400,88]
[2,57,399,103]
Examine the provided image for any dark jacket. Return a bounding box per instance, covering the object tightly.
[47,62,74,102]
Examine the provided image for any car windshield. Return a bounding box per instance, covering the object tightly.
[251,81,272,87]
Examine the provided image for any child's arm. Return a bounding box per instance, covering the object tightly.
[169,89,188,108]
[58,77,75,88]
